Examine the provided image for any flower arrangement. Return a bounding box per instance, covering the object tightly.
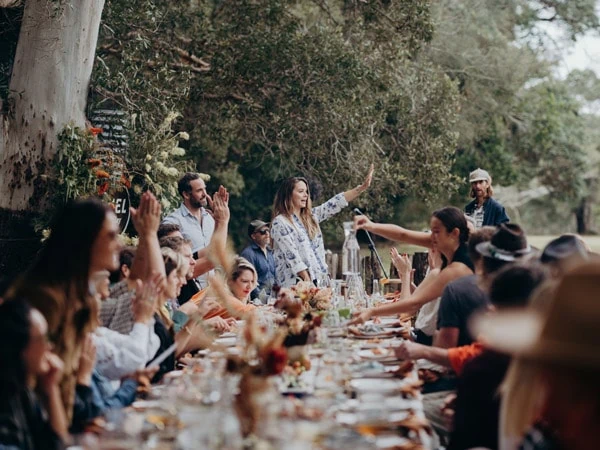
[282,281,333,312]
[225,312,288,378]
[224,312,288,437]
[273,288,324,371]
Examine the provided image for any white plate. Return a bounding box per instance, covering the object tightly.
[219,331,237,339]
[349,378,404,394]
[131,400,164,410]
[358,349,395,361]
[337,410,410,426]
[376,435,411,449]
[214,336,237,347]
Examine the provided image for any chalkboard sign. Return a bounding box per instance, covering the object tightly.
[111,188,131,233]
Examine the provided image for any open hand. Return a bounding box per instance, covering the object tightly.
[207,185,230,224]
[358,164,374,192]
[130,191,161,236]
[132,274,163,324]
[391,248,412,275]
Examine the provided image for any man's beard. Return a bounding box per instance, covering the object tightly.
[190,197,206,209]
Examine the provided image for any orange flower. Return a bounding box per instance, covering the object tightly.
[95,169,110,179]
[97,181,109,196]
[89,127,103,136]
[88,158,102,167]
[120,173,132,188]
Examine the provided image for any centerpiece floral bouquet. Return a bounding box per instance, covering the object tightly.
[224,312,287,437]
[273,287,324,371]
[292,281,333,311]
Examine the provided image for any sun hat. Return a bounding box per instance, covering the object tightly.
[469,168,491,183]
[476,223,531,261]
[471,261,600,370]
[248,219,269,237]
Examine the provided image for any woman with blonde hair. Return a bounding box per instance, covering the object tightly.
[193,256,259,320]
[271,166,373,288]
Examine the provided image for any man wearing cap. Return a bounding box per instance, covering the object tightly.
[464,168,510,228]
[240,220,276,301]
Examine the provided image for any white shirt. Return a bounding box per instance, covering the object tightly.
[162,203,215,288]
[271,193,348,288]
[93,322,160,380]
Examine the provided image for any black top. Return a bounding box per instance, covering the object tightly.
[450,242,475,272]
[464,197,510,227]
[0,389,63,450]
[448,349,511,450]
[437,274,490,346]
[148,314,176,383]
[178,279,200,305]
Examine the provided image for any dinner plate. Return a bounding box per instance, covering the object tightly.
[337,410,410,427]
[349,378,405,394]
[131,400,164,410]
[214,336,237,347]
[375,435,411,449]
[358,348,394,361]
[219,331,237,339]
[350,333,396,340]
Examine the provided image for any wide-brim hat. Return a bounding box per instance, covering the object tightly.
[248,219,269,237]
[469,168,491,183]
[476,223,531,261]
[471,261,600,370]
[540,234,588,264]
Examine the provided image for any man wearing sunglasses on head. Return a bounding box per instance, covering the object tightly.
[240,220,276,302]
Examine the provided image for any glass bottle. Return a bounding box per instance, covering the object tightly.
[342,221,360,275]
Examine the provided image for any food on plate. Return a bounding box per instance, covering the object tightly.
[418,368,441,383]
[392,360,415,378]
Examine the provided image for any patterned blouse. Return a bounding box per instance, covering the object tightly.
[271,193,348,288]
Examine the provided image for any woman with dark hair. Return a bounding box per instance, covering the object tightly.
[271,165,373,288]
[7,197,122,421]
[351,206,474,324]
[0,299,68,449]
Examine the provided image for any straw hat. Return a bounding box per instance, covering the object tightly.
[471,261,600,370]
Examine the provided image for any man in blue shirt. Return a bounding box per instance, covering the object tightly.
[240,220,276,301]
[464,168,510,228]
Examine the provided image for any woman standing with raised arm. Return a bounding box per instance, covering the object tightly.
[350,206,474,324]
[271,165,374,288]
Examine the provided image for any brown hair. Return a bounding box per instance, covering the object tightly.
[467,226,496,265]
[272,177,319,239]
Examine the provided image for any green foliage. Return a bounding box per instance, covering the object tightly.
[127,111,194,212]
[90,0,600,243]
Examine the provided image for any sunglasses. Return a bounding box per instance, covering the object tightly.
[256,229,270,235]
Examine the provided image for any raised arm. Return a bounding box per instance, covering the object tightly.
[354,215,432,248]
[343,164,373,203]
[351,262,471,324]
[128,192,165,282]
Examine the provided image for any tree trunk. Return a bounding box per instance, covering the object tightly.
[0,0,105,282]
[575,196,592,235]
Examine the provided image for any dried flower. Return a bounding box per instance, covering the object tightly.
[97,181,110,195]
[95,169,110,179]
